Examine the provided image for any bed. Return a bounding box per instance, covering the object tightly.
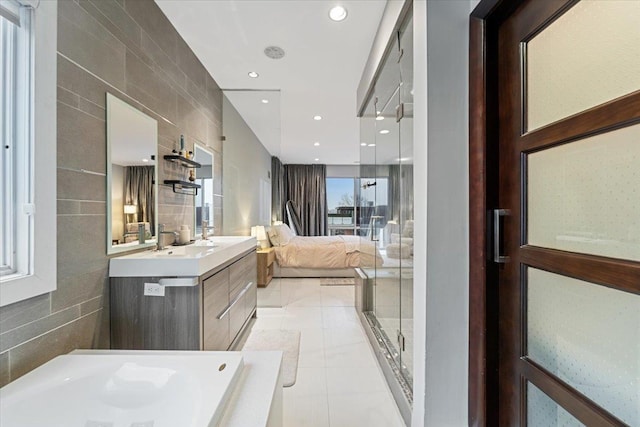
[267,224,383,278]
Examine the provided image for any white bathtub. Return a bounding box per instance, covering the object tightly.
[0,351,244,427]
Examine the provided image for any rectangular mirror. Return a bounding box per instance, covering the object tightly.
[106,93,158,254]
[193,143,214,238]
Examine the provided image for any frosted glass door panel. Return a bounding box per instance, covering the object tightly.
[527,124,640,261]
[527,382,584,427]
[526,0,640,131]
[527,268,640,426]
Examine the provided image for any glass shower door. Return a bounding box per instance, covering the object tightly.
[374,85,403,368]
[358,12,414,409]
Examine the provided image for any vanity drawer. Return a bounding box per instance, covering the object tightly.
[202,269,230,351]
[229,252,257,298]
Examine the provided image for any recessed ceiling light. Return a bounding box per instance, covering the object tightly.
[376,116,384,121]
[261,99,269,104]
[314,142,320,146]
[379,129,390,135]
[360,142,367,146]
[248,71,259,78]
[329,5,348,22]
[141,158,149,162]
[368,143,376,147]
[313,115,322,121]
[314,158,320,161]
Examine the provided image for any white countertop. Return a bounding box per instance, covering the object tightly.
[109,236,257,277]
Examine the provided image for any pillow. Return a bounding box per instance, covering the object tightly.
[267,224,295,247]
[276,223,295,246]
[402,220,414,238]
[267,227,281,247]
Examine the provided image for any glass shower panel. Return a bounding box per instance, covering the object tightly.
[373,46,403,368]
[358,12,414,410]
[398,16,414,384]
[360,97,379,314]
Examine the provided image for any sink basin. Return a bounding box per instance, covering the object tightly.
[109,236,256,277]
[0,351,244,427]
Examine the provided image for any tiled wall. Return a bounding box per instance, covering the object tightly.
[0,0,223,386]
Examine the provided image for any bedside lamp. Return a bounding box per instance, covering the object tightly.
[124,204,136,223]
[251,225,269,249]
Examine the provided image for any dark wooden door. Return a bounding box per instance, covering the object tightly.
[497,0,640,425]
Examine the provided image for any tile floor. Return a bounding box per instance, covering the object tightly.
[248,278,406,427]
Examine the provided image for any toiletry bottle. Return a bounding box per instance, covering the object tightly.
[179,225,190,244]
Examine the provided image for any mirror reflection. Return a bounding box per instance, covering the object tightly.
[194,143,214,238]
[106,93,158,254]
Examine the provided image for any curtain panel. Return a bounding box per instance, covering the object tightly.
[283,164,328,236]
[271,156,285,223]
[388,163,414,223]
[124,166,155,233]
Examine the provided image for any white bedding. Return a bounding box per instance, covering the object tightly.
[273,235,383,269]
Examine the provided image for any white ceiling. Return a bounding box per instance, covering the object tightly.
[155,0,387,165]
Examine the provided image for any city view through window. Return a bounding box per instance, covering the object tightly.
[326,177,388,236]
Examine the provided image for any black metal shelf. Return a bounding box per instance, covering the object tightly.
[164,180,201,196]
[163,155,201,168]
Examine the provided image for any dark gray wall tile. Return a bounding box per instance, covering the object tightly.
[58,86,79,108]
[80,0,142,49]
[52,268,107,312]
[57,216,107,281]
[79,201,107,215]
[140,31,186,91]
[80,296,103,316]
[124,0,177,59]
[0,295,50,334]
[57,169,106,201]
[57,55,112,108]
[177,94,208,144]
[9,311,102,381]
[0,352,9,387]
[176,37,206,92]
[57,102,106,173]
[59,0,125,54]
[77,98,106,121]
[58,4,126,90]
[58,199,81,215]
[0,306,80,353]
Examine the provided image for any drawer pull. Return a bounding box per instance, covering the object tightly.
[158,277,198,287]
[217,282,254,319]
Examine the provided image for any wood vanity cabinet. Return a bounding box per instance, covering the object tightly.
[110,249,257,351]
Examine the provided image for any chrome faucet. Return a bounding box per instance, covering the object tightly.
[202,220,215,240]
[157,224,178,250]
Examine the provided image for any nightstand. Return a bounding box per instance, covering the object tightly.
[257,248,275,287]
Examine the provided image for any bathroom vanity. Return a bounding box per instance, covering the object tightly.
[109,237,257,351]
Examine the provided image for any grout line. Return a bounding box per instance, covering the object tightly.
[57,52,177,127]
[1,306,103,353]
[58,199,105,203]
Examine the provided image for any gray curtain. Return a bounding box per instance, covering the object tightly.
[271,156,284,223]
[388,164,414,222]
[124,166,155,233]
[283,164,328,236]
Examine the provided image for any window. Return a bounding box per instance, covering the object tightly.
[327,178,356,235]
[1,0,34,278]
[0,0,56,307]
